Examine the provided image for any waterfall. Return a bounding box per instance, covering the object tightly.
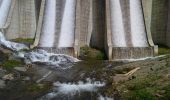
[0,0,12,27]
[130,0,148,47]
[23,49,79,69]
[58,0,76,47]
[0,32,28,51]
[39,0,56,47]
[110,0,126,47]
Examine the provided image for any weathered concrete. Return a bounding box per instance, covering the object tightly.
[166,0,170,47]
[90,0,105,50]
[5,0,37,39]
[4,0,170,60]
[150,0,169,45]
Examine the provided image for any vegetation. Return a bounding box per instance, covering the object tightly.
[115,62,170,100]
[2,60,23,69]
[11,38,34,44]
[25,82,53,93]
[79,45,105,60]
[158,45,170,55]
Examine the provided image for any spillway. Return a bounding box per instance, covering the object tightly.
[37,0,76,56]
[58,0,76,48]
[110,0,126,47]
[106,0,155,60]
[39,0,56,47]
[0,0,12,28]
[130,0,148,47]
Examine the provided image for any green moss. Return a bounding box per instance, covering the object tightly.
[158,45,170,55]
[79,45,105,60]
[2,60,23,69]
[11,38,34,44]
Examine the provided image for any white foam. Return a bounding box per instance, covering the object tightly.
[53,81,105,95]
[40,79,105,99]
[23,49,79,69]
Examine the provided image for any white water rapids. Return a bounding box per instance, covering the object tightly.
[23,49,79,69]
[39,79,106,100]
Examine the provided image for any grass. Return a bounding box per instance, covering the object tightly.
[2,60,23,69]
[116,67,170,100]
[11,38,34,44]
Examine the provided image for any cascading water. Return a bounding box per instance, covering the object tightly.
[110,0,126,47]
[23,49,79,69]
[39,0,56,47]
[0,0,12,27]
[0,32,28,51]
[58,0,76,47]
[130,0,148,47]
[39,79,107,100]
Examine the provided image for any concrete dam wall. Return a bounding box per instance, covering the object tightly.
[1,0,170,60]
[0,0,37,39]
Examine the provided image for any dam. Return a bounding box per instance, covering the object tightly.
[1,0,170,60]
[105,0,155,60]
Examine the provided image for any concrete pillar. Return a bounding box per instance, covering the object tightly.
[151,0,168,45]
[90,0,105,50]
[166,0,170,47]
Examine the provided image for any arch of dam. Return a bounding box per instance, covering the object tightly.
[1,0,170,60]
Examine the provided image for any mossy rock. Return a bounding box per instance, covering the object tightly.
[2,60,23,69]
[25,82,53,93]
[11,38,34,44]
[79,46,105,60]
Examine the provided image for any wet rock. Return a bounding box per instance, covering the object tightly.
[14,67,27,72]
[0,50,8,63]
[22,77,31,81]
[0,79,5,88]
[0,68,6,78]
[2,74,14,80]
